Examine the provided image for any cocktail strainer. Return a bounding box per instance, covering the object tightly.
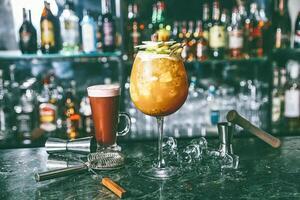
[35,151,125,182]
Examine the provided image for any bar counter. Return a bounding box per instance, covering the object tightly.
[1,136,300,199]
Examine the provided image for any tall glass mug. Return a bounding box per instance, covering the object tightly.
[87,85,131,152]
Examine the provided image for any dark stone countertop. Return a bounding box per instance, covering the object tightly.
[1,136,300,200]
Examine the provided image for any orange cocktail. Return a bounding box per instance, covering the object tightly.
[130,51,188,116]
[129,42,188,179]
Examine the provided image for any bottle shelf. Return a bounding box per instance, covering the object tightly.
[187,56,268,65]
[271,48,300,61]
[124,56,268,67]
[0,50,122,61]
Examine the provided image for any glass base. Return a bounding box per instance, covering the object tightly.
[97,143,121,152]
[142,166,178,180]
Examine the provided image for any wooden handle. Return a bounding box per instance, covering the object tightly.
[102,178,127,198]
[226,110,281,148]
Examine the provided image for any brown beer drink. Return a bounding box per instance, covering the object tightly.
[87,85,120,146]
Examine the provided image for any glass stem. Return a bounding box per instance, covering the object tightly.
[157,116,165,168]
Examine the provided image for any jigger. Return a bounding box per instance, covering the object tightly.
[47,156,80,169]
[45,137,97,154]
[217,122,234,156]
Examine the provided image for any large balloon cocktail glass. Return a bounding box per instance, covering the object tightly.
[130,43,188,179]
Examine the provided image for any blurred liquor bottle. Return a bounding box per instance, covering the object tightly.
[127,3,143,59]
[81,10,97,53]
[209,0,225,59]
[0,70,10,141]
[194,20,208,61]
[273,0,291,49]
[185,21,196,62]
[63,81,81,139]
[14,80,37,144]
[170,21,179,41]
[271,67,282,134]
[260,4,272,56]
[241,2,250,58]
[150,3,158,33]
[5,65,20,133]
[80,96,93,135]
[279,68,287,131]
[284,61,300,133]
[19,8,37,54]
[156,1,170,42]
[156,1,166,28]
[38,78,57,133]
[178,21,187,43]
[101,0,116,52]
[40,1,60,54]
[59,0,80,53]
[202,3,211,45]
[294,11,300,48]
[179,21,188,59]
[221,9,229,52]
[96,14,103,50]
[171,21,179,41]
[8,65,19,93]
[245,3,264,57]
[237,1,247,24]
[228,7,244,59]
[49,74,64,131]
[142,4,155,41]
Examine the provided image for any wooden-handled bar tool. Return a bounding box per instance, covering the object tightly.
[226,110,281,148]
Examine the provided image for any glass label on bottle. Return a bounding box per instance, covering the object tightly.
[131,22,141,46]
[17,114,31,133]
[132,31,140,45]
[209,25,225,48]
[272,97,281,122]
[61,20,79,46]
[39,103,57,131]
[84,116,93,133]
[229,30,243,49]
[284,90,300,117]
[275,28,290,48]
[41,20,55,46]
[21,31,31,44]
[275,29,282,48]
[103,21,114,46]
[82,23,96,52]
[196,42,208,59]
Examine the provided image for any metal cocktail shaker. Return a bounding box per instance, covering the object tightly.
[45,136,97,154]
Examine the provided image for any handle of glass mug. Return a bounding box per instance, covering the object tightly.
[117,112,131,136]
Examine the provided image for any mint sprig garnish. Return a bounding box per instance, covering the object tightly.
[135,41,185,58]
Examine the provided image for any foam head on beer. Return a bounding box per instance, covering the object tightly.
[87,84,120,146]
[87,84,120,97]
